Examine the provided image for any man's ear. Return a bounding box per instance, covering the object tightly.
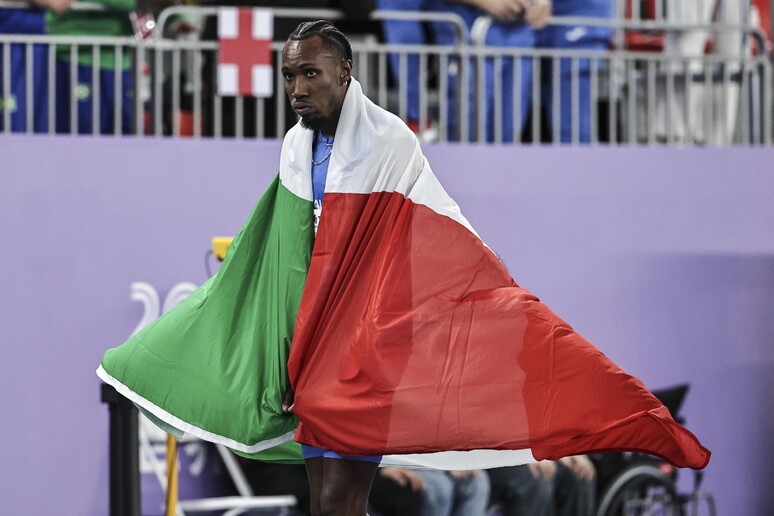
[339,59,353,85]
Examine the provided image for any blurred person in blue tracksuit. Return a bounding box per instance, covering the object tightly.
[376,0,523,140]
[484,0,613,143]
[0,0,66,132]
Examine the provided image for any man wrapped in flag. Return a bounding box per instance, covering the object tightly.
[98,20,709,516]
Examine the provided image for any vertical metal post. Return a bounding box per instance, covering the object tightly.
[48,41,55,134]
[438,50,448,142]
[25,43,33,133]
[92,45,100,135]
[100,383,141,516]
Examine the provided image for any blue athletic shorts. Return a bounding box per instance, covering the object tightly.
[301,444,382,464]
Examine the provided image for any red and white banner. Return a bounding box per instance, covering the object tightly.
[217,8,273,97]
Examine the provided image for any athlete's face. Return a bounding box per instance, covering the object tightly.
[281,36,352,136]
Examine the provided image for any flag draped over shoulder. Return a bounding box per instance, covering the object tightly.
[99,78,710,470]
[98,175,312,459]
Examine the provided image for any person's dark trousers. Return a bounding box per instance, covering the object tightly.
[487,465,551,516]
[368,470,423,516]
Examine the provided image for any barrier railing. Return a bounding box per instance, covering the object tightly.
[0,3,771,145]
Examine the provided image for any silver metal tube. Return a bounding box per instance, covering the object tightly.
[476,52,486,143]
[703,61,711,146]
[646,59,655,145]
[494,55,502,143]
[114,45,122,135]
[571,57,579,145]
[513,56,521,144]
[608,56,618,144]
[154,45,163,136]
[763,61,772,145]
[752,63,761,144]
[419,51,428,137]
[683,59,691,145]
[552,56,560,144]
[589,56,598,145]
[460,49,470,143]
[235,95,244,138]
[24,43,32,133]
[439,51,448,142]
[531,56,540,144]
[193,48,202,138]
[721,57,730,146]
[92,45,99,135]
[255,97,264,139]
[191,50,203,138]
[378,51,387,111]
[740,65,752,145]
[398,52,407,122]
[213,92,222,138]
[274,55,284,137]
[134,43,143,135]
[48,41,55,134]
[626,59,635,144]
[665,57,675,144]
[359,49,369,98]
[70,44,77,134]
[172,47,181,137]
[2,42,9,133]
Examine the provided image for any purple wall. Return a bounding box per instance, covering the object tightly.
[1,135,772,515]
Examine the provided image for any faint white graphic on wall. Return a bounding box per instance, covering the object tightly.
[127,281,209,480]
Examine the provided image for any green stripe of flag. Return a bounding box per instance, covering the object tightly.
[101,175,313,460]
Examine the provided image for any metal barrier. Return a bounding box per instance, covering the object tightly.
[0,2,771,145]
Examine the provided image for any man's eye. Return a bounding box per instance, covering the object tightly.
[305,70,317,77]
[283,73,293,81]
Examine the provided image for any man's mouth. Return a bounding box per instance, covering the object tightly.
[293,103,313,116]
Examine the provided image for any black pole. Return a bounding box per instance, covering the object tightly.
[101,383,141,516]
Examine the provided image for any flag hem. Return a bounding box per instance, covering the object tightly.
[96,364,297,454]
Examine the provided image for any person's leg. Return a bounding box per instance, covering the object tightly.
[450,472,490,516]
[417,469,454,516]
[488,465,551,516]
[376,0,431,124]
[54,59,72,134]
[97,66,135,135]
[485,23,534,143]
[30,43,49,133]
[0,44,25,132]
[318,457,379,516]
[368,468,423,516]
[305,456,325,516]
[538,24,611,144]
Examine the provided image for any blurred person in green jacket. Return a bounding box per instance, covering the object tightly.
[47,0,136,134]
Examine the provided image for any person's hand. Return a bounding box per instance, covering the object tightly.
[448,469,480,479]
[559,455,596,481]
[31,0,75,14]
[524,0,552,29]
[476,0,527,22]
[528,460,557,479]
[379,468,425,491]
[281,387,295,413]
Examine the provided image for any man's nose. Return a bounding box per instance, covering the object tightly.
[292,78,308,98]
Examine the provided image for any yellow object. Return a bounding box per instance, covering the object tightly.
[165,434,178,516]
[212,237,234,261]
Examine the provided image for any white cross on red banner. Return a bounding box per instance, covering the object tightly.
[217,8,273,97]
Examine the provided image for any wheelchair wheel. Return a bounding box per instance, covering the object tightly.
[595,463,680,516]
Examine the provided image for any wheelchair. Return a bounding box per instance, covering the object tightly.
[593,384,716,516]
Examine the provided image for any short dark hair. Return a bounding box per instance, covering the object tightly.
[288,20,353,62]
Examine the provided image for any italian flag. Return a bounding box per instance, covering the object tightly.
[98,79,710,470]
